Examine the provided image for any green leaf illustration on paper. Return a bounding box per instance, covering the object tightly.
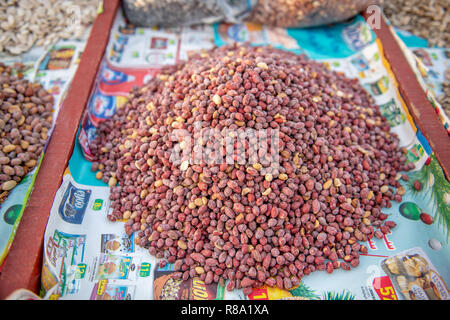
[288,282,321,300]
[405,153,450,241]
[322,290,356,300]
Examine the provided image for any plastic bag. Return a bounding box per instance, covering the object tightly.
[122,0,257,28]
[247,0,383,28]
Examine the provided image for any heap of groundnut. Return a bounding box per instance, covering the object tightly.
[90,44,412,295]
[0,63,53,203]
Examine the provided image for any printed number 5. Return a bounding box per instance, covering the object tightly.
[379,286,397,300]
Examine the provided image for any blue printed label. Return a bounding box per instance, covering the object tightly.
[88,85,117,120]
[58,182,92,224]
[342,21,373,52]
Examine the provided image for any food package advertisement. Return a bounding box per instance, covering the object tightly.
[40,8,449,300]
[0,39,88,268]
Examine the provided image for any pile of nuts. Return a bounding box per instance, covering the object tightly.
[382,0,449,117]
[439,68,450,118]
[383,0,450,48]
[0,62,53,203]
[247,0,382,28]
[0,0,100,55]
[90,44,412,294]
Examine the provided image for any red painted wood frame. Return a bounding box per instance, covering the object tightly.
[0,4,448,299]
[362,11,450,180]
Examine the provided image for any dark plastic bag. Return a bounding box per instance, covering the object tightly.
[122,0,257,27]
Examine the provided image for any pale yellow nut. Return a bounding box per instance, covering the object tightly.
[177,240,187,250]
[256,62,268,70]
[108,177,117,187]
[25,159,37,168]
[122,211,132,220]
[180,160,189,171]
[262,187,272,196]
[194,198,203,207]
[3,144,16,153]
[188,202,196,209]
[195,266,205,275]
[140,189,149,199]
[323,179,333,190]
[2,180,17,191]
[334,178,342,187]
[242,187,252,196]
[212,94,222,105]
[20,140,29,149]
[252,163,262,171]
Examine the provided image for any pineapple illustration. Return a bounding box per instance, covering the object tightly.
[285,282,356,300]
[284,282,321,300]
[253,281,355,300]
[321,290,356,300]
